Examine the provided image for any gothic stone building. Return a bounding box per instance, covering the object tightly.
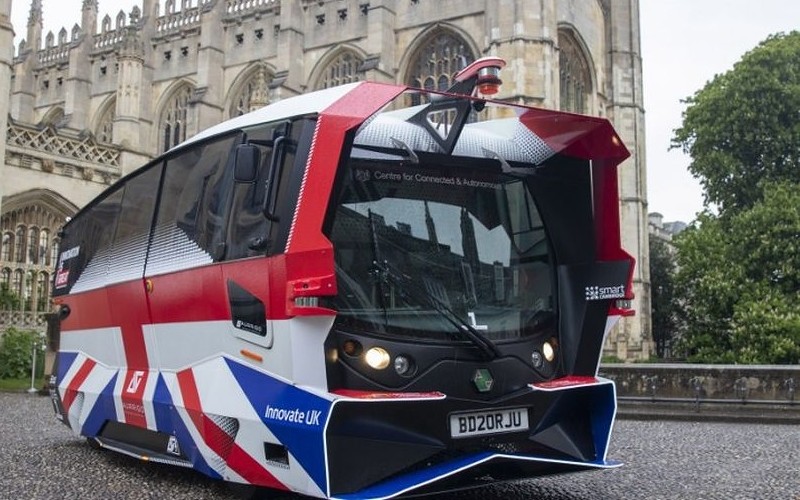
[0,0,651,359]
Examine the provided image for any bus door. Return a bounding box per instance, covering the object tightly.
[142,134,241,374]
[216,119,316,359]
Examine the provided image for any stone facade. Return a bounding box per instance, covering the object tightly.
[1,0,651,359]
[0,0,12,215]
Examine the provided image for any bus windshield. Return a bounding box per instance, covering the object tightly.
[326,155,556,343]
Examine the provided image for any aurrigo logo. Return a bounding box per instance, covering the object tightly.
[126,370,145,394]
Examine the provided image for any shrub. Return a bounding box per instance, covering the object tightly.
[0,282,20,310]
[0,327,39,379]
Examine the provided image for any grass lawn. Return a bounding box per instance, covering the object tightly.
[0,377,48,392]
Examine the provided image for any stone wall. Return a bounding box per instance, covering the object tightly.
[600,363,799,403]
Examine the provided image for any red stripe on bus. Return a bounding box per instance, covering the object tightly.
[177,369,204,430]
[287,83,403,255]
[62,358,97,413]
[176,368,283,488]
[227,444,287,490]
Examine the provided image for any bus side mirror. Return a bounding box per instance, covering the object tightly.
[234,144,260,183]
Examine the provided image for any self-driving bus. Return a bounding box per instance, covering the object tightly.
[50,57,635,499]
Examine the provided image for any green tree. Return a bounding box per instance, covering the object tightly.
[672,214,740,362]
[669,31,800,364]
[672,31,800,216]
[673,184,800,363]
[649,237,679,358]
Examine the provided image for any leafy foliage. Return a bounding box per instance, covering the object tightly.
[0,282,20,310]
[673,184,800,363]
[669,31,800,364]
[672,31,800,216]
[0,327,39,379]
[649,237,679,358]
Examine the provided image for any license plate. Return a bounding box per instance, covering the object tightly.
[449,407,529,438]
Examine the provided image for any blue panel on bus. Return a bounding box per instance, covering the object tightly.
[157,373,220,479]
[589,382,616,459]
[56,351,79,385]
[80,372,118,437]
[152,373,173,433]
[336,451,495,499]
[224,358,331,491]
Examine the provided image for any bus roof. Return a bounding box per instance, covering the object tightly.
[177,81,370,149]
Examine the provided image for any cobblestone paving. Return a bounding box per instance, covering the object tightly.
[1,392,798,499]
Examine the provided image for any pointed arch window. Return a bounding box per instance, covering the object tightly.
[51,239,60,268]
[28,227,40,264]
[407,32,475,106]
[559,31,592,114]
[37,272,50,311]
[12,269,23,298]
[1,268,10,287]
[97,100,116,144]
[230,68,271,118]
[39,229,50,266]
[316,51,363,90]
[1,232,12,262]
[15,227,25,263]
[25,270,35,310]
[160,85,193,152]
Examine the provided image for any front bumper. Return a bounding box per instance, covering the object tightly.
[326,376,619,498]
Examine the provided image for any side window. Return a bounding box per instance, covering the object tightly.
[226,123,281,259]
[146,135,238,276]
[107,165,163,283]
[54,187,123,295]
[269,120,312,253]
[226,119,312,259]
[54,164,163,296]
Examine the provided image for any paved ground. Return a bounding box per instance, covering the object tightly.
[1,392,798,499]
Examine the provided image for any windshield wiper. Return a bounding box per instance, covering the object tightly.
[371,259,501,360]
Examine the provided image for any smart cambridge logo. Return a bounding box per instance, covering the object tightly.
[585,284,626,301]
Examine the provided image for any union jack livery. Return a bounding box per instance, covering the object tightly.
[51,57,635,498]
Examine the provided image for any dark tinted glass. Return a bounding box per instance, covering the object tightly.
[53,186,123,294]
[147,135,237,276]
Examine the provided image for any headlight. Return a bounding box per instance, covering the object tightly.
[543,340,556,362]
[364,347,391,370]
